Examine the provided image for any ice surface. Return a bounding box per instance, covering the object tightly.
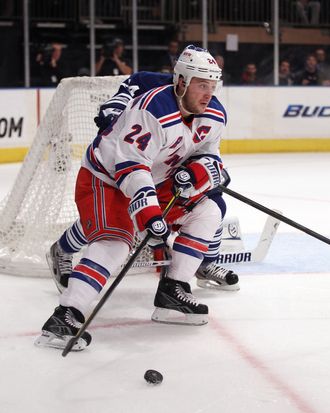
[0,153,329,413]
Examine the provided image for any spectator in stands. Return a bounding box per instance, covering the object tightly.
[314,47,327,69]
[33,42,67,86]
[157,40,180,73]
[240,63,260,85]
[292,0,321,24]
[314,47,330,84]
[279,59,294,85]
[294,54,321,85]
[96,38,133,76]
[214,55,231,85]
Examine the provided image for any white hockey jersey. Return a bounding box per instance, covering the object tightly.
[82,84,227,199]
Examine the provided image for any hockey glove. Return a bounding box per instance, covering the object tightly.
[174,157,222,198]
[128,187,170,244]
[94,108,122,133]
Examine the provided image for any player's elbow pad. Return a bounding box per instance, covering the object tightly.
[118,169,154,200]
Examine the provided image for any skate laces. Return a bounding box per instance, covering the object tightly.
[56,245,73,274]
[175,284,198,306]
[64,309,82,329]
[204,262,231,280]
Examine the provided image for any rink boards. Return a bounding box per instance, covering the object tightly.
[0,83,329,163]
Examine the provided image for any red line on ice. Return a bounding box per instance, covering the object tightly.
[210,317,318,413]
[0,319,152,340]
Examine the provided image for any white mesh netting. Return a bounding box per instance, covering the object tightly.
[0,76,155,277]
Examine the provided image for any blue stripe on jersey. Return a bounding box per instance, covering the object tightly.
[115,160,141,172]
[161,118,182,129]
[209,96,227,125]
[70,258,110,292]
[71,221,88,245]
[115,160,150,187]
[173,243,204,260]
[86,144,102,174]
[98,72,173,114]
[140,85,177,119]
[86,144,110,177]
[59,220,87,253]
[138,90,151,110]
[80,257,109,276]
[140,85,228,129]
[179,231,210,245]
[195,114,225,123]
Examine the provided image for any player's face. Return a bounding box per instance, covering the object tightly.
[182,78,217,114]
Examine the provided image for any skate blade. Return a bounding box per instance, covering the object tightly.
[34,331,87,351]
[196,279,240,291]
[45,252,65,294]
[151,307,208,326]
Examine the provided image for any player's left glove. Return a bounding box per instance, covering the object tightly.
[174,157,222,198]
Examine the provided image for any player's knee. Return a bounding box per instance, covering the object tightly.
[194,198,223,227]
[83,239,129,275]
[207,191,226,217]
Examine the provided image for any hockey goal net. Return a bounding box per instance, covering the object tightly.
[0,76,158,277]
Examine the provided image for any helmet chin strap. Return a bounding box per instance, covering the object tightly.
[174,84,197,116]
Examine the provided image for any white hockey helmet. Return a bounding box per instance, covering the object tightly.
[173,45,222,87]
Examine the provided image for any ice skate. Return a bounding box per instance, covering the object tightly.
[196,261,240,291]
[46,241,73,293]
[35,306,91,351]
[152,277,208,326]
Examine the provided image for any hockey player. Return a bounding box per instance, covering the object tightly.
[36,45,234,351]
[47,70,239,295]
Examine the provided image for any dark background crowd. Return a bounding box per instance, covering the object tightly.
[0,0,330,87]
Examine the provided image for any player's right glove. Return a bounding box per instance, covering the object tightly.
[128,187,170,243]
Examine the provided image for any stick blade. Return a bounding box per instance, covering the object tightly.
[252,210,281,262]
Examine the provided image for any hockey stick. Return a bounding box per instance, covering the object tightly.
[132,212,280,268]
[219,184,330,245]
[219,212,281,264]
[62,189,182,357]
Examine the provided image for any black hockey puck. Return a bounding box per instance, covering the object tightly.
[144,369,163,385]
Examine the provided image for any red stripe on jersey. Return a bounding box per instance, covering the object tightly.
[114,164,150,182]
[75,264,108,286]
[175,236,209,253]
[92,176,104,231]
[204,108,225,118]
[159,111,181,124]
[141,86,167,110]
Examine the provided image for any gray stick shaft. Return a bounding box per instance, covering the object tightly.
[219,184,330,245]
